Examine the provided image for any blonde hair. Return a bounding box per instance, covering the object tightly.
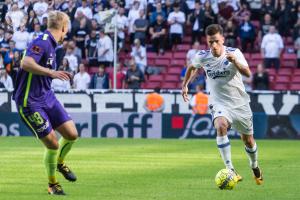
[47,11,70,30]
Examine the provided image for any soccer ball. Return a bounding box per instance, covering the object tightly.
[215,169,238,190]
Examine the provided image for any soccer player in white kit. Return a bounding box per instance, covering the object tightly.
[181,24,263,185]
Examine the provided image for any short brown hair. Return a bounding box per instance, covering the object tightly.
[205,24,223,36]
[47,11,70,30]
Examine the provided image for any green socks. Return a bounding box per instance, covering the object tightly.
[57,138,76,164]
[44,148,58,184]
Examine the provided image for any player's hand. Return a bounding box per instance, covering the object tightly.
[50,70,72,81]
[181,85,189,102]
[226,52,236,63]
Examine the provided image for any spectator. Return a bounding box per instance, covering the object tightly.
[26,9,39,32]
[126,59,144,89]
[293,18,300,41]
[128,0,141,44]
[74,0,93,20]
[55,40,68,69]
[261,25,284,70]
[149,14,167,54]
[116,7,128,51]
[3,41,18,70]
[149,2,167,24]
[29,23,43,42]
[168,2,186,51]
[203,1,215,31]
[59,57,71,73]
[0,69,13,92]
[109,64,126,89]
[233,2,251,24]
[20,0,33,14]
[189,1,205,43]
[0,28,5,49]
[294,32,300,68]
[259,13,274,39]
[64,46,79,74]
[239,14,256,52]
[260,0,276,19]
[40,16,48,32]
[130,38,147,73]
[65,0,77,22]
[189,84,208,115]
[149,2,166,24]
[186,41,200,65]
[90,65,110,89]
[144,87,165,112]
[12,24,30,51]
[253,63,269,90]
[97,29,113,67]
[51,68,71,91]
[69,40,82,62]
[85,29,98,66]
[73,63,91,90]
[133,9,148,46]
[5,3,26,31]
[276,0,291,37]
[224,20,238,47]
[33,0,48,24]
[73,17,89,59]
[9,50,21,82]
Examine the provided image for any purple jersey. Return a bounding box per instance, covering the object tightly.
[13,30,57,108]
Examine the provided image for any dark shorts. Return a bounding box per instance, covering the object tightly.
[17,99,71,139]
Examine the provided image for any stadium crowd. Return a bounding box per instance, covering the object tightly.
[0,0,300,92]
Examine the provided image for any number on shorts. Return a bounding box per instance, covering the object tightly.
[28,112,44,126]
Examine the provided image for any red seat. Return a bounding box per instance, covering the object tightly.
[251,53,262,60]
[177,44,190,52]
[147,52,157,59]
[161,82,178,89]
[168,67,182,74]
[171,59,186,67]
[182,36,192,44]
[278,68,292,75]
[144,82,161,89]
[148,59,155,66]
[281,60,296,68]
[293,69,300,75]
[148,75,163,82]
[266,68,276,76]
[284,37,294,45]
[276,75,290,83]
[165,74,179,82]
[89,67,99,74]
[251,20,260,29]
[199,44,207,50]
[173,52,186,59]
[282,53,297,60]
[155,59,170,67]
[249,60,262,67]
[274,83,289,90]
[290,83,300,90]
[244,53,250,60]
[157,52,173,60]
[291,76,300,83]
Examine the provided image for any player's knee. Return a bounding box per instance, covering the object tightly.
[215,120,228,134]
[66,131,78,141]
[47,142,59,150]
[242,135,254,147]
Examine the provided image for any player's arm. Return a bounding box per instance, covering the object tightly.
[21,56,71,80]
[226,51,251,78]
[181,64,198,102]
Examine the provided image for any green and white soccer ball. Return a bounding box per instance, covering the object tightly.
[215,169,238,190]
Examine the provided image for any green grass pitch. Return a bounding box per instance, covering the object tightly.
[0,137,299,200]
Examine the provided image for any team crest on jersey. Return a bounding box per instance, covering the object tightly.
[207,69,230,79]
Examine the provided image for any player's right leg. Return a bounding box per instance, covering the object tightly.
[17,106,66,195]
[41,132,66,195]
[214,117,242,181]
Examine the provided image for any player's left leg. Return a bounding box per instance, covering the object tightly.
[46,99,78,182]
[240,134,263,185]
[55,120,78,182]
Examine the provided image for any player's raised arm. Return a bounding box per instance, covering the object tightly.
[226,50,252,78]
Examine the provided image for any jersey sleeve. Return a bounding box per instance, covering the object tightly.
[191,52,203,69]
[234,48,249,67]
[25,40,47,64]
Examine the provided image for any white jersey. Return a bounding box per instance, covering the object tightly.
[191,46,250,108]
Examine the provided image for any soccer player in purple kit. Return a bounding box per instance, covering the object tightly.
[13,11,78,195]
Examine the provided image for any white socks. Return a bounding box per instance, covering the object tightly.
[216,135,234,170]
[245,143,258,168]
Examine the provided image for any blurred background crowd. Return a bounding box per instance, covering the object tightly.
[0,0,300,93]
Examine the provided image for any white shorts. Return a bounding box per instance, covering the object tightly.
[209,103,253,135]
